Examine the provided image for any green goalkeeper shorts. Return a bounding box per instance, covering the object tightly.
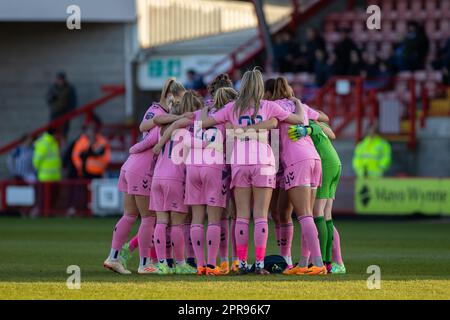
[316,165,341,199]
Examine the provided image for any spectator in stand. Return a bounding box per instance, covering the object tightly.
[185,69,206,90]
[432,37,450,85]
[348,50,364,76]
[362,53,380,78]
[282,31,308,73]
[46,72,77,141]
[305,27,326,72]
[380,45,398,75]
[327,52,340,78]
[334,28,358,75]
[72,121,110,179]
[273,32,293,72]
[33,128,62,182]
[290,43,308,72]
[7,134,36,183]
[314,49,330,87]
[63,125,91,217]
[401,21,429,71]
[232,69,242,91]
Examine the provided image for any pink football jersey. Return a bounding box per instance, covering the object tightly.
[186,109,226,168]
[277,100,320,168]
[152,126,187,182]
[211,100,290,167]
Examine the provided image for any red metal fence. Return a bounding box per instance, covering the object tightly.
[0,179,92,217]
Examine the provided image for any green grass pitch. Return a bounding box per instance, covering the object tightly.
[0,217,449,300]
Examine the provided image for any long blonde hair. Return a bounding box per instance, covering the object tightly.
[233,68,265,119]
[177,90,203,115]
[214,87,238,110]
[271,77,294,100]
[160,78,186,107]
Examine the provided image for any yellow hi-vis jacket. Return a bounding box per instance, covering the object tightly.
[32,132,62,182]
[352,135,392,178]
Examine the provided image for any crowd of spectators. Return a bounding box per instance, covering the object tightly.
[273,22,450,86]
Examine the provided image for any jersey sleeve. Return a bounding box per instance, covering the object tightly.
[129,127,160,154]
[308,120,324,137]
[211,103,231,124]
[303,103,320,121]
[267,101,290,121]
[142,104,165,122]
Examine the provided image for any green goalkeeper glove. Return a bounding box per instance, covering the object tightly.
[288,125,313,142]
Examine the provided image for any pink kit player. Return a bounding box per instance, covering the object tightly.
[270,77,328,276]
[149,91,203,275]
[103,78,185,275]
[200,69,304,275]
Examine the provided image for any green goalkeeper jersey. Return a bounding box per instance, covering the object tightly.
[309,121,341,168]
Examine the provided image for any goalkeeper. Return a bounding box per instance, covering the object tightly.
[288,121,346,274]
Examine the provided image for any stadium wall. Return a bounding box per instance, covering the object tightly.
[0,22,129,177]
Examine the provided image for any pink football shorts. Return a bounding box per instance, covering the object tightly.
[283,159,322,190]
[231,164,276,189]
[149,178,188,213]
[117,169,151,196]
[184,166,229,208]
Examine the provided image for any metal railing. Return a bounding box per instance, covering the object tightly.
[0,85,125,156]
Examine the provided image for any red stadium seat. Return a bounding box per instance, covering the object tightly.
[397,71,413,80]
[413,70,427,82]
[353,32,369,43]
[395,21,407,35]
[352,21,364,34]
[427,71,443,83]
[325,32,340,43]
[324,21,335,33]
[381,0,394,11]
[410,0,426,19]
[382,20,394,33]
[397,0,408,12]
[439,19,449,34]
[425,20,437,35]
[341,11,356,21]
[425,0,436,12]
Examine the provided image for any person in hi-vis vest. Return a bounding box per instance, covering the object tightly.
[33,128,62,182]
[72,122,110,179]
[352,123,391,178]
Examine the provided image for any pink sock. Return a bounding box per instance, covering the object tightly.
[111,214,137,250]
[299,232,310,267]
[190,224,205,267]
[275,224,281,250]
[166,226,172,260]
[280,222,293,258]
[298,215,322,266]
[219,219,229,260]
[333,226,344,264]
[184,223,195,259]
[207,223,221,266]
[154,222,167,261]
[171,225,185,262]
[231,219,237,259]
[235,218,249,261]
[150,246,158,264]
[138,216,155,258]
[254,218,268,262]
[129,235,139,252]
[301,232,310,258]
